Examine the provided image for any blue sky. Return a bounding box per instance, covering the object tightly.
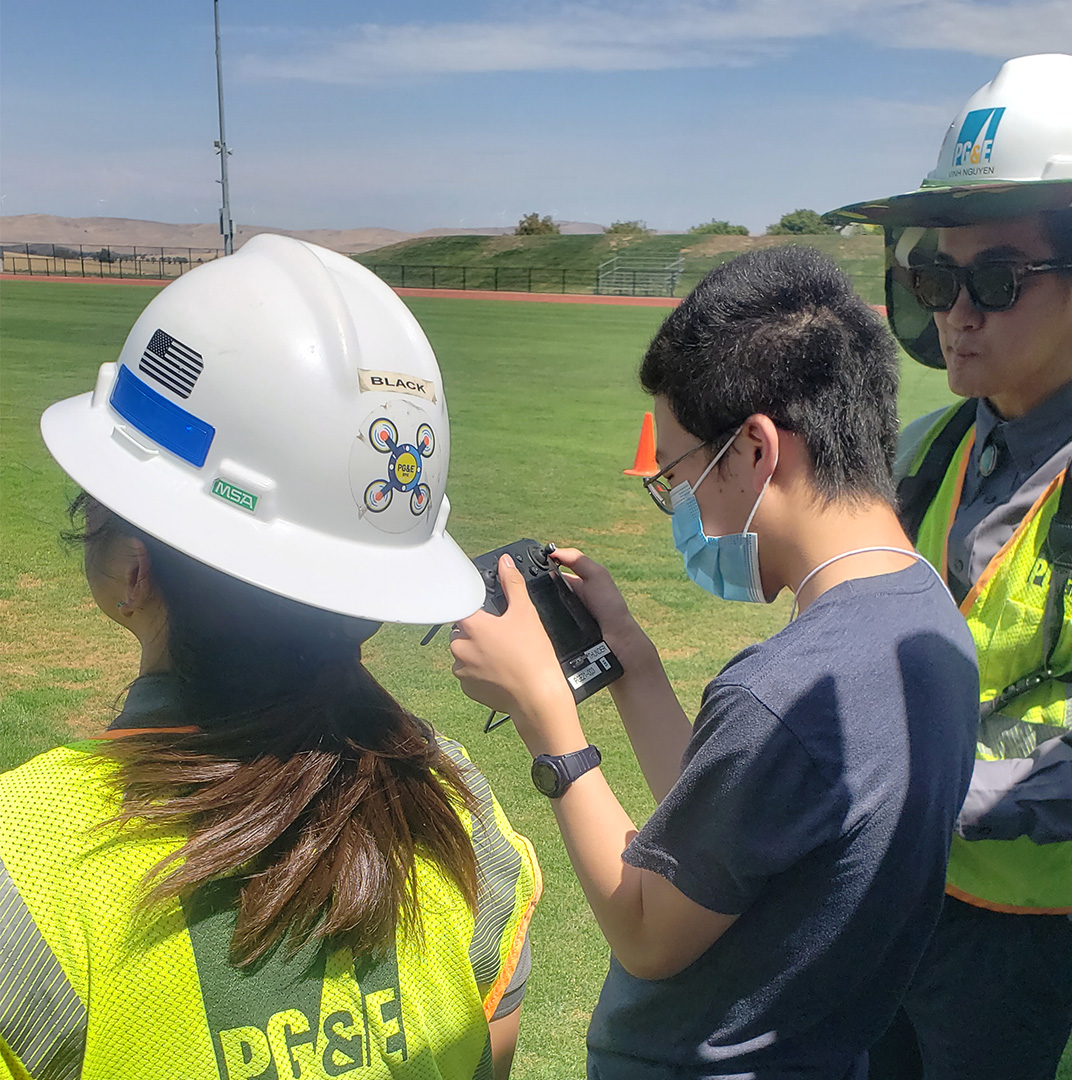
[2,2,1069,233]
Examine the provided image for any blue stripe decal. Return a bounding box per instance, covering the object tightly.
[109,365,215,467]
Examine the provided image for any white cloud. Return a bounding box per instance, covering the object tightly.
[235,1,1072,83]
[872,0,1072,55]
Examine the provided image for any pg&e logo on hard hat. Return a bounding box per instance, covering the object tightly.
[949,107,1005,177]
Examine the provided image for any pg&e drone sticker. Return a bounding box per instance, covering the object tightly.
[364,417,434,516]
[349,404,445,536]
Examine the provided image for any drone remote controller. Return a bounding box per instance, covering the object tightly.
[472,539,624,705]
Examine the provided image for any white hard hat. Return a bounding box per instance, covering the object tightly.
[41,234,486,624]
[830,53,1072,227]
[827,54,1072,367]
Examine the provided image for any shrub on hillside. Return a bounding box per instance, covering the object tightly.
[687,219,749,235]
[605,220,653,237]
[766,209,836,235]
[515,213,560,236]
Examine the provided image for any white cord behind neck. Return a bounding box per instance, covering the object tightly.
[789,546,950,622]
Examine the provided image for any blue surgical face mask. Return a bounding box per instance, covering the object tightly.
[669,432,775,604]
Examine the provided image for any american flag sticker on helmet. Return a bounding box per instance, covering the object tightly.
[139,328,204,399]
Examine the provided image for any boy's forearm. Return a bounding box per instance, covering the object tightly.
[546,765,735,981]
[609,641,693,803]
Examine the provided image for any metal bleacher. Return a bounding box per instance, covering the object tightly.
[596,251,684,297]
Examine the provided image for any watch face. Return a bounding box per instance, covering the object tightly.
[531,759,560,797]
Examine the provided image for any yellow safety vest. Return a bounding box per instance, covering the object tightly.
[909,408,1072,913]
[0,738,540,1080]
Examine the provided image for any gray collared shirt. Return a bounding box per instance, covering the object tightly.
[946,381,1072,604]
[939,380,1072,844]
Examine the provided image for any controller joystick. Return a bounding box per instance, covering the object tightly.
[470,538,624,710]
[528,543,553,571]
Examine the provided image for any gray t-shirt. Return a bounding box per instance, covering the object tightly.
[587,562,978,1080]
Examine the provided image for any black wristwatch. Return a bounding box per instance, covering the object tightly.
[530,745,602,799]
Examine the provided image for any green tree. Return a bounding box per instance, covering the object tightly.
[766,209,836,235]
[515,213,560,236]
[687,219,750,236]
[605,220,653,236]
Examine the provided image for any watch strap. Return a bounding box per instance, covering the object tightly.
[532,745,602,798]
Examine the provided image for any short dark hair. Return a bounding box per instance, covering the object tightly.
[640,245,900,504]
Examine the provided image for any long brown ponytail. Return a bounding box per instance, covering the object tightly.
[73,494,478,967]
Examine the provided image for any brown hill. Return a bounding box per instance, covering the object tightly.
[0,216,610,254]
[0,215,415,254]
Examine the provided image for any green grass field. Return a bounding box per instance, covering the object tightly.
[357,230,705,272]
[2,278,1067,1079]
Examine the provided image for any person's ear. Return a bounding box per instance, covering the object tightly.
[741,415,779,494]
[119,539,156,612]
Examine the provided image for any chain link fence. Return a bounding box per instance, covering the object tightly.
[361,264,612,294]
[1,244,227,279]
[4,247,619,294]
[3,243,885,303]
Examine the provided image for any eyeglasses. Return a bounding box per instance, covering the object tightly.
[910,260,1072,313]
[643,425,742,515]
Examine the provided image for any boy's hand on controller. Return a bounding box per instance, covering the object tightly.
[452,555,577,748]
[551,548,654,669]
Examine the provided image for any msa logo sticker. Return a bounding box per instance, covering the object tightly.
[950,107,1005,176]
[358,369,438,403]
[211,478,258,513]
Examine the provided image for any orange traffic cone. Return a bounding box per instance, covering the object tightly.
[623,411,659,477]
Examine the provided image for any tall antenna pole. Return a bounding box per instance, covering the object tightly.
[214,0,234,255]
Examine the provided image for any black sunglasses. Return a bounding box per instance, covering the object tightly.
[910,260,1072,313]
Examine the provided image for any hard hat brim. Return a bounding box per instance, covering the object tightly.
[828,177,1072,228]
[42,394,487,626]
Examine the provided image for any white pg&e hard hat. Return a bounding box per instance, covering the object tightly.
[827,53,1072,367]
[830,53,1072,228]
[40,233,486,624]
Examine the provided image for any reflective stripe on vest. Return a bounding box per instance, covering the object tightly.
[0,742,540,1080]
[910,414,1072,913]
[0,858,85,1079]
